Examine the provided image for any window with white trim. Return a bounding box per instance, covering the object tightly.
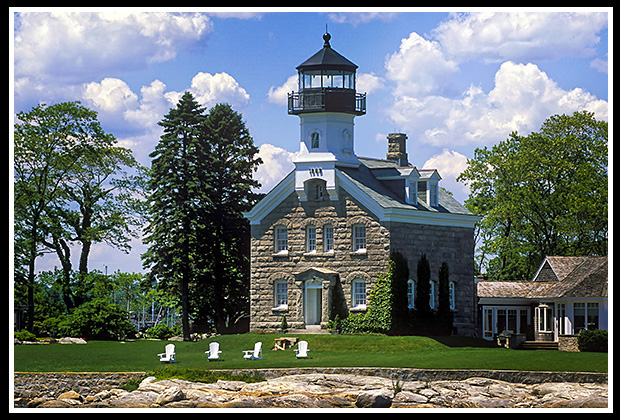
[324,225,334,252]
[274,281,288,308]
[407,279,415,309]
[274,226,288,253]
[352,279,366,308]
[429,183,438,207]
[306,226,316,253]
[536,304,554,333]
[448,281,455,310]
[429,281,435,309]
[352,224,366,252]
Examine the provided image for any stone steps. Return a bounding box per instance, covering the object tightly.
[286,326,329,334]
[520,341,559,350]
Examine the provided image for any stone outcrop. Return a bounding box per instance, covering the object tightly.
[14,371,608,409]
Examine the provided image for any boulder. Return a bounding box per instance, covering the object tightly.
[58,337,87,344]
[155,386,185,406]
[57,390,83,401]
[355,389,393,408]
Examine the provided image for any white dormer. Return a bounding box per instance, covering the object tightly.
[373,166,420,205]
[418,169,441,207]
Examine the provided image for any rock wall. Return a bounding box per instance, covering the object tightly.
[13,369,608,409]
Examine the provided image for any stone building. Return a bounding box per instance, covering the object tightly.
[244,33,480,334]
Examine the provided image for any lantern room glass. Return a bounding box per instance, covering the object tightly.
[299,70,355,90]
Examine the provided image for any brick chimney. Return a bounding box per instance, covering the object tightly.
[386,133,409,166]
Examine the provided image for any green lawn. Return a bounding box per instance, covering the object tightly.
[13,333,607,373]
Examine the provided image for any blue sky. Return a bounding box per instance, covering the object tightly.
[12,8,610,274]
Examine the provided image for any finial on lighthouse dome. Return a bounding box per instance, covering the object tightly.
[323,31,331,48]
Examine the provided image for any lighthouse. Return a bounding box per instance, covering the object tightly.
[288,32,366,201]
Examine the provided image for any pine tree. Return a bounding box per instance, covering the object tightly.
[143,92,208,340]
[144,97,262,337]
[201,103,262,332]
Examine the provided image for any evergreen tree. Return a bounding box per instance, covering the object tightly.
[437,262,453,335]
[415,254,431,315]
[143,92,209,340]
[200,103,262,332]
[144,96,262,337]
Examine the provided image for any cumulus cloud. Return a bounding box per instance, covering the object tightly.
[123,80,171,129]
[253,143,297,193]
[267,74,298,105]
[385,32,458,97]
[83,78,138,113]
[356,72,386,94]
[166,72,250,111]
[384,18,608,150]
[433,12,608,63]
[80,71,251,165]
[14,12,212,82]
[388,61,608,148]
[423,149,470,201]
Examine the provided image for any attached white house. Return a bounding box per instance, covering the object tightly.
[477,256,608,345]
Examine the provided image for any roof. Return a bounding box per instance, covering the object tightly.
[342,158,472,215]
[244,156,479,228]
[477,256,608,301]
[296,34,358,72]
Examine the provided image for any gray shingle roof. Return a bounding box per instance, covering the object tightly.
[338,157,473,216]
[477,256,608,300]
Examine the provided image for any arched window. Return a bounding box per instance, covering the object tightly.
[310,131,320,149]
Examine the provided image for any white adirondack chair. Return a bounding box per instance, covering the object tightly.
[205,342,222,361]
[294,340,309,358]
[243,341,262,360]
[158,343,176,363]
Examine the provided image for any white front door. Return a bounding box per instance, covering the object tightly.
[305,278,322,325]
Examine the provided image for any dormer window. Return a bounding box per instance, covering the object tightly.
[417,179,439,207]
[417,181,427,203]
[429,183,438,207]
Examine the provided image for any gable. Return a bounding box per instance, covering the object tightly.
[244,162,480,229]
[533,261,560,282]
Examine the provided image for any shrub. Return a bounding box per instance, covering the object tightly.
[147,323,173,339]
[578,329,608,352]
[14,330,37,342]
[58,299,136,340]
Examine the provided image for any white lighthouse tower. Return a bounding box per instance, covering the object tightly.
[288,32,366,201]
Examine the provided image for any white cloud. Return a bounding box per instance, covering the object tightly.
[433,12,608,63]
[14,12,212,82]
[82,78,138,113]
[253,143,296,193]
[167,72,250,111]
[590,57,608,74]
[327,12,397,26]
[385,32,458,97]
[123,80,170,129]
[267,74,298,105]
[423,149,470,201]
[356,72,385,94]
[387,61,608,148]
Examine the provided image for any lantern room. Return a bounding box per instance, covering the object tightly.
[288,32,366,116]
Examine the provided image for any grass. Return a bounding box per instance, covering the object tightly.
[13,333,607,374]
